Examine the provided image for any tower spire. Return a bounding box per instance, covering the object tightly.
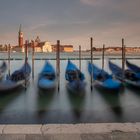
[19,24,22,33]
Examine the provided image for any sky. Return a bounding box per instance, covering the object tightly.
[0,0,140,50]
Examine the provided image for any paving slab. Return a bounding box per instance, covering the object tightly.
[0,123,140,140]
[0,125,5,134]
[25,134,53,140]
[110,132,139,140]
[42,124,80,134]
[80,134,111,140]
[105,123,138,132]
[3,125,42,134]
[135,123,140,131]
[25,134,81,140]
[136,133,140,139]
[52,134,81,140]
[78,124,112,133]
[77,123,138,133]
[0,134,25,140]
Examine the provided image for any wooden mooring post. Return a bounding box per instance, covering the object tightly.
[122,38,125,82]
[79,45,81,71]
[102,44,105,70]
[25,40,28,89]
[8,44,11,76]
[31,40,35,80]
[90,37,93,91]
[56,40,60,92]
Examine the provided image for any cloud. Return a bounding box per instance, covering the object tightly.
[29,24,47,31]
[80,0,140,12]
[0,0,140,49]
[80,0,111,6]
[80,0,140,16]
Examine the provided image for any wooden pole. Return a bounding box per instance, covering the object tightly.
[90,37,93,91]
[102,44,105,70]
[8,44,11,76]
[122,38,125,82]
[25,40,28,64]
[32,40,35,79]
[56,40,60,91]
[25,40,28,89]
[79,45,81,71]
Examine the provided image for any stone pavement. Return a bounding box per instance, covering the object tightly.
[0,123,140,140]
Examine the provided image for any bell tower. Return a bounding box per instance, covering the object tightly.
[18,24,23,48]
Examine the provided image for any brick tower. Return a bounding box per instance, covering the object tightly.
[18,24,23,48]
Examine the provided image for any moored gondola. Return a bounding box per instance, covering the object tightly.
[88,62,121,90]
[38,61,56,90]
[109,60,140,87]
[0,61,7,80]
[126,60,140,79]
[65,60,86,94]
[0,62,31,92]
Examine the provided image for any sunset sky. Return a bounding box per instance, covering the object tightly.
[0,0,140,49]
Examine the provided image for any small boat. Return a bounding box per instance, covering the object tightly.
[126,60,140,79]
[109,60,140,87]
[65,60,86,94]
[0,61,7,80]
[38,61,56,90]
[88,62,121,90]
[0,62,31,92]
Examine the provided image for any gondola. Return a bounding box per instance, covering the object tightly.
[0,61,7,80]
[65,60,86,94]
[0,62,31,92]
[88,62,121,90]
[126,60,140,79]
[109,60,140,87]
[38,61,56,90]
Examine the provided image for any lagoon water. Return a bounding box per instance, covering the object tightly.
[0,52,140,124]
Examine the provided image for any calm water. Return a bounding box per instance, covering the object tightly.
[0,53,140,124]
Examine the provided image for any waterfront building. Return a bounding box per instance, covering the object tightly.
[2,25,74,53]
[52,45,73,52]
[63,45,73,52]
[33,41,73,53]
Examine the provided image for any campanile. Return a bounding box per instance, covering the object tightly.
[18,24,23,48]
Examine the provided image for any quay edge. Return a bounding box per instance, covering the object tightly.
[0,123,140,139]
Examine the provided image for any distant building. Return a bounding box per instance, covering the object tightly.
[42,41,53,52]
[63,45,73,52]
[52,45,73,52]
[8,26,74,53]
[33,36,53,52]
[34,36,42,52]
[33,41,73,53]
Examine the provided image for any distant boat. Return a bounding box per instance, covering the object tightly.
[38,61,56,90]
[0,61,7,80]
[0,62,31,92]
[65,60,86,94]
[109,60,140,87]
[88,62,121,90]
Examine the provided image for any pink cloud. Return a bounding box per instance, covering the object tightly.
[80,0,110,6]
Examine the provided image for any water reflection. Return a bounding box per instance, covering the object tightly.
[36,89,56,119]
[67,90,86,120]
[95,87,123,118]
[126,85,140,97]
[0,59,140,123]
[0,88,24,113]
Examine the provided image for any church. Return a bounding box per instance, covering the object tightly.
[12,25,73,53]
